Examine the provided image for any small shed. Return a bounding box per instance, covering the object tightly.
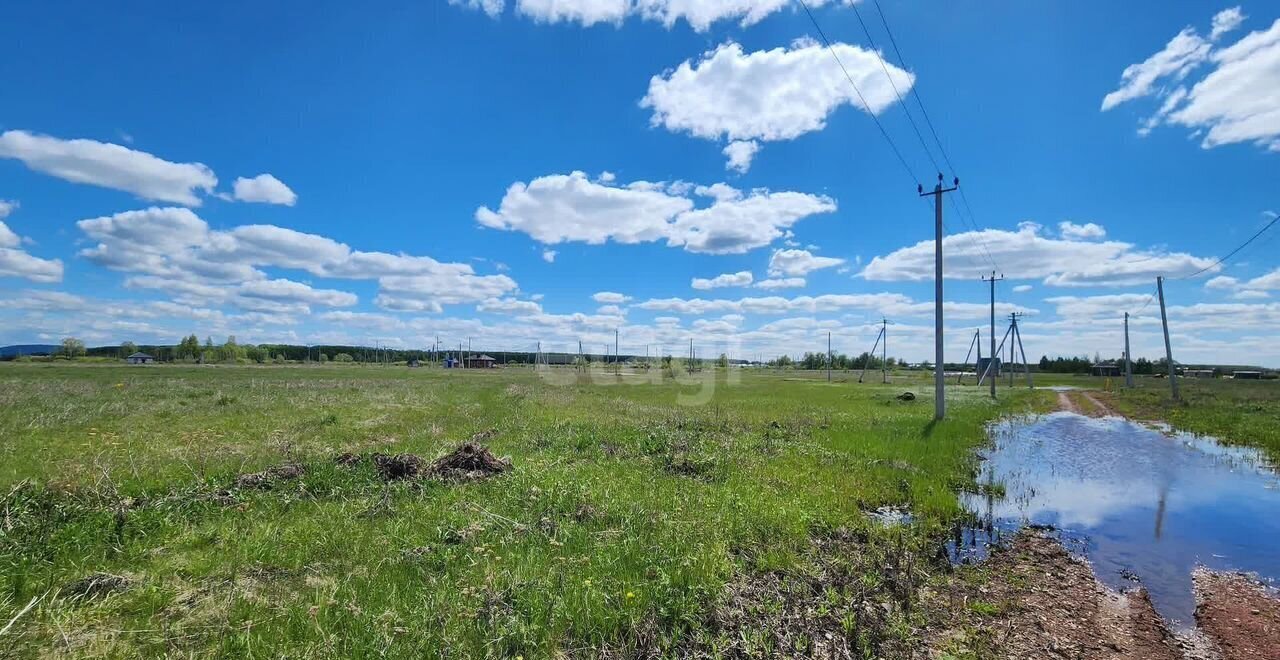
[1186,369,1216,379]
[126,352,154,365]
[465,354,497,369]
[407,358,422,368]
[1233,370,1262,380]
[1091,364,1121,377]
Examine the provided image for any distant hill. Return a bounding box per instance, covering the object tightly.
[0,344,59,357]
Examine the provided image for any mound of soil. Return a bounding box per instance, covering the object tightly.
[896,391,916,401]
[430,443,510,481]
[1194,569,1280,660]
[234,463,305,490]
[61,572,131,599]
[921,532,1195,659]
[371,453,425,480]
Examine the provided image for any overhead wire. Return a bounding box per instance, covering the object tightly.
[849,1,940,175]
[866,0,999,271]
[1172,211,1280,280]
[797,0,921,188]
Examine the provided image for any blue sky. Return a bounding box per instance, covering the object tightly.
[1,1,1278,364]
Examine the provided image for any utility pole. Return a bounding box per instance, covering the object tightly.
[920,174,959,420]
[615,328,620,376]
[957,328,981,384]
[827,331,832,382]
[1010,313,1032,388]
[858,320,884,384]
[1156,276,1179,400]
[981,272,1004,398]
[880,317,888,384]
[1123,312,1134,388]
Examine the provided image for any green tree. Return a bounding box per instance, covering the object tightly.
[120,341,138,357]
[717,353,729,368]
[334,353,354,363]
[60,337,86,359]
[176,334,200,360]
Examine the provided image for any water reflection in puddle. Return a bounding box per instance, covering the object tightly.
[956,411,1280,627]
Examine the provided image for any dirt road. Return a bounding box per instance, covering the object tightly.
[924,532,1203,659]
[1057,389,1119,417]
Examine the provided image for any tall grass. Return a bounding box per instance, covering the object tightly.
[0,363,1032,657]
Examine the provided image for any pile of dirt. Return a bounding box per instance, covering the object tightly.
[234,463,305,490]
[896,391,916,401]
[429,443,511,481]
[1194,568,1280,659]
[60,572,131,600]
[920,531,1200,659]
[371,453,425,480]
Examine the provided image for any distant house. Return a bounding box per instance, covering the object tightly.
[126,352,155,365]
[407,358,422,368]
[1091,364,1121,377]
[1186,369,1216,379]
[1233,370,1262,380]
[976,357,1001,378]
[465,354,497,369]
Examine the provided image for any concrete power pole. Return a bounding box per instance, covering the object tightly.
[981,272,1004,398]
[827,331,832,382]
[1124,312,1134,388]
[1156,276,1180,401]
[920,174,959,420]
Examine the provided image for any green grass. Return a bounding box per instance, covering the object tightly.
[0,363,1034,658]
[1100,376,1280,461]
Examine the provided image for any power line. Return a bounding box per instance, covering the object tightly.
[1174,212,1280,280]
[849,1,940,175]
[797,0,920,187]
[871,0,955,177]
[868,0,999,271]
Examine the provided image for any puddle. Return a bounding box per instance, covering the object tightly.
[956,411,1280,628]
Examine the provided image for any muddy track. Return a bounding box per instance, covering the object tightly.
[1057,390,1118,417]
[1194,569,1280,659]
[923,532,1199,659]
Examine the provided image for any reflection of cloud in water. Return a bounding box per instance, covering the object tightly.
[968,411,1280,626]
[973,477,1155,528]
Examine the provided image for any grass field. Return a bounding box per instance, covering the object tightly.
[0,363,1045,657]
[1099,375,1280,462]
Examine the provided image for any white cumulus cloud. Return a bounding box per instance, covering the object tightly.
[233,173,297,206]
[476,170,835,254]
[642,39,913,169]
[1058,221,1106,240]
[723,140,761,173]
[1211,6,1246,41]
[862,222,1216,287]
[1102,10,1280,153]
[592,291,631,304]
[0,220,63,283]
[453,0,846,32]
[692,270,753,289]
[754,277,805,289]
[0,130,217,206]
[768,248,844,277]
